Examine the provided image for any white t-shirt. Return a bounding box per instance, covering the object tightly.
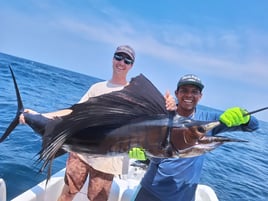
[77,80,129,175]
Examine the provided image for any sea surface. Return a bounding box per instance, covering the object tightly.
[0,52,268,201]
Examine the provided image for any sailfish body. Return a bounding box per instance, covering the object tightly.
[54,115,221,158]
[1,67,246,172]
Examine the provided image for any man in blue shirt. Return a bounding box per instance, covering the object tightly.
[132,74,259,201]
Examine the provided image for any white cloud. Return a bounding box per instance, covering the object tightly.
[0,1,267,121]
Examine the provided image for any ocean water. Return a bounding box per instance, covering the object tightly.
[0,52,267,201]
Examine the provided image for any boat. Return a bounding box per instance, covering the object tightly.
[0,178,7,201]
[0,159,219,201]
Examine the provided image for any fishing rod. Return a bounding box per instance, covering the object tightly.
[244,107,268,116]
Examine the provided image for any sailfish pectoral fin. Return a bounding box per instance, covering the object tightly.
[161,111,176,157]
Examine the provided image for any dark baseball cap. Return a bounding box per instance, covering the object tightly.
[177,74,204,91]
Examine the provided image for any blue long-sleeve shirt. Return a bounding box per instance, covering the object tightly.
[140,107,259,201]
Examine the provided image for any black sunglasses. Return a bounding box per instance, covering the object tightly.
[114,54,133,65]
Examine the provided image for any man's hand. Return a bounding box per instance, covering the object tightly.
[165,91,177,111]
[220,107,250,127]
[128,147,147,161]
[19,109,39,124]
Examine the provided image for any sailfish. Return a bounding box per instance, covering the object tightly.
[1,66,252,175]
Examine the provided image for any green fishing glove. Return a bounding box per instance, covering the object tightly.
[128,147,147,161]
[220,107,250,127]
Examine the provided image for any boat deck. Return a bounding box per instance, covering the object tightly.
[1,160,219,201]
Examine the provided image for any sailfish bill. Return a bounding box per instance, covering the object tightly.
[1,66,248,179]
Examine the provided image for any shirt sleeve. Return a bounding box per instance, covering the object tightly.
[78,88,92,103]
[78,84,97,103]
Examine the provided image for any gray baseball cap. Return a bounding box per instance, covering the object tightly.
[114,45,135,61]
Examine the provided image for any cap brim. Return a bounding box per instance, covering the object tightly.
[178,81,204,90]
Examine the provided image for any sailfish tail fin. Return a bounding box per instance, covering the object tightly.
[0,66,24,142]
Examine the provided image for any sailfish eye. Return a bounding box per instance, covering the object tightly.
[197,126,205,133]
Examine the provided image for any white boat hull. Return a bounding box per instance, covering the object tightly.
[5,161,218,201]
[0,178,7,201]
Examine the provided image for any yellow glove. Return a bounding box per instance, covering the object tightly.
[220,107,250,127]
[128,147,147,161]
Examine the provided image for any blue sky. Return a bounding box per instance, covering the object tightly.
[1,0,268,121]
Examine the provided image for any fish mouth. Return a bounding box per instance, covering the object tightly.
[178,135,248,158]
[181,120,221,139]
[199,121,221,133]
[169,119,222,153]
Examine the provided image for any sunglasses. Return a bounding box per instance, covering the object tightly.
[114,54,133,65]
